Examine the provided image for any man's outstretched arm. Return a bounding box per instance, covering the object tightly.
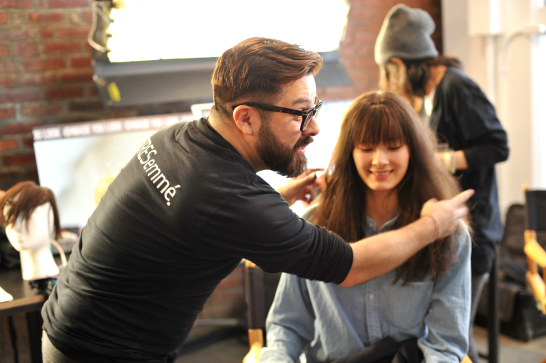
[340,189,474,287]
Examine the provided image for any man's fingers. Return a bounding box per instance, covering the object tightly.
[452,205,469,220]
[294,168,324,180]
[449,189,474,207]
[302,172,317,184]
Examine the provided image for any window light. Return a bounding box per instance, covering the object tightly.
[105,0,349,63]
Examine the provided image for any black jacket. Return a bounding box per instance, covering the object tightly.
[430,67,509,275]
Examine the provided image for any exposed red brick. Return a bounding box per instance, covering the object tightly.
[0,138,18,151]
[81,10,92,23]
[44,41,81,53]
[22,136,34,148]
[28,12,65,22]
[0,169,20,184]
[0,12,8,23]
[22,104,62,116]
[0,0,33,8]
[0,89,40,104]
[26,169,39,183]
[0,45,7,56]
[0,76,13,86]
[84,42,93,52]
[0,29,32,41]
[0,61,22,72]
[13,42,39,56]
[40,28,53,39]
[60,71,93,83]
[3,153,36,167]
[44,86,83,100]
[25,57,65,71]
[2,121,42,135]
[71,55,91,68]
[0,107,15,118]
[56,27,89,39]
[18,73,57,87]
[49,0,89,8]
[88,86,98,97]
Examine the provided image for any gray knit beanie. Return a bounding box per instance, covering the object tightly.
[374,4,438,65]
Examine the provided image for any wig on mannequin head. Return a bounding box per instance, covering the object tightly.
[0,181,62,281]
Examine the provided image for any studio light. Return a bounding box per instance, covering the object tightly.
[91,0,352,107]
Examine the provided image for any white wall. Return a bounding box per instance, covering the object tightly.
[441,0,546,217]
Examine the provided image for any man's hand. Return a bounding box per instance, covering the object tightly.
[276,168,325,206]
[342,189,474,287]
[421,189,474,239]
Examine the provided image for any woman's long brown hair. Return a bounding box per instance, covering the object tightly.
[310,91,464,283]
[0,181,61,240]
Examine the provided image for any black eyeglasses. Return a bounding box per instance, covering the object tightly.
[232,100,323,132]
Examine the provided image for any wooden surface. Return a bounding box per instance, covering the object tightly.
[0,268,46,318]
[0,267,46,362]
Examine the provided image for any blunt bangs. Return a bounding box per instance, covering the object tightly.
[352,102,410,148]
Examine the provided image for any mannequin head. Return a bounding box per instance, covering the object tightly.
[0,181,61,281]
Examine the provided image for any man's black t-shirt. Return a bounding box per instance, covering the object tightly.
[42,118,352,361]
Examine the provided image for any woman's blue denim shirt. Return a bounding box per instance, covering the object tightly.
[260,214,471,363]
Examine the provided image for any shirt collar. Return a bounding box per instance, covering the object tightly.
[364,215,399,235]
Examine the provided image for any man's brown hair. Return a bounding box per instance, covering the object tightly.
[211,37,323,116]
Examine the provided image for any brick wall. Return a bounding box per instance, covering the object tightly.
[0,0,442,361]
[0,0,196,190]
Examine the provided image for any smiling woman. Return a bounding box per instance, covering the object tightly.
[353,142,410,198]
[260,91,473,363]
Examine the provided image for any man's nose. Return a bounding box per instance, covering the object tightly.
[302,116,319,137]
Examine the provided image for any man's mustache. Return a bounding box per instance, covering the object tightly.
[294,136,314,150]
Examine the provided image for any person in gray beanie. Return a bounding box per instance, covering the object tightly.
[375,4,510,363]
[375,3,438,66]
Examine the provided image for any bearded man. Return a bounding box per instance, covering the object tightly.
[41,37,472,363]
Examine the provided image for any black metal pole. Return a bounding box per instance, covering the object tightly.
[488,245,500,363]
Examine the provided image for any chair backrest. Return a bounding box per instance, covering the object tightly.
[523,187,546,260]
[244,261,282,332]
[524,189,546,232]
[499,204,527,267]
[522,186,546,314]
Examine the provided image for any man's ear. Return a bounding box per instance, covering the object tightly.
[232,105,255,136]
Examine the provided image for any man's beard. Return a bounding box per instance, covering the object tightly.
[256,119,313,178]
